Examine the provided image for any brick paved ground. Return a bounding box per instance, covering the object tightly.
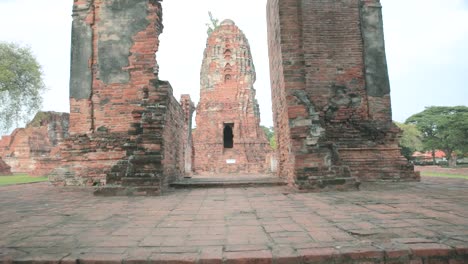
[1,177,467,263]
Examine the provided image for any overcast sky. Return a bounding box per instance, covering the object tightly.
[0,0,467,130]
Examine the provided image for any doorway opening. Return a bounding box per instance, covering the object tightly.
[223,123,234,148]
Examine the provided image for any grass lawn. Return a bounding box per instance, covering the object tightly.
[420,171,468,180]
[0,174,48,186]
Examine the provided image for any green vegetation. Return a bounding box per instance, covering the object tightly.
[206,12,220,36]
[28,111,53,127]
[0,42,45,134]
[420,171,468,179]
[406,106,468,167]
[0,174,48,186]
[261,126,277,149]
[395,122,423,160]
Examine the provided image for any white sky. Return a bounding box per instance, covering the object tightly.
[0,0,467,130]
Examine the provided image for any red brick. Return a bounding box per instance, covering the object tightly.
[267,0,418,189]
[298,247,339,263]
[47,0,418,193]
[409,243,453,257]
[224,250,273,264]
[338,246,385,260]
[50,1,194,192]
[199,246,223,264]
[192,20,271,175]
[0,112,68,176]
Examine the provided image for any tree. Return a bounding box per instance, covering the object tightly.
[394,122,423,160]
[0,42,45,134]
[406,106,468,167]
[269,134,277,150]
[261,126,277,149]
[205,11,219,36]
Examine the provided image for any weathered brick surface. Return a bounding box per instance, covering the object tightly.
[0,157,12,175]
[0,111,69,176]
[1,177,467,263]
[267,0,418,189]
[51,0,193,194]
[52,0,416,193]
[180,94,196,175]
[193,20,271,175]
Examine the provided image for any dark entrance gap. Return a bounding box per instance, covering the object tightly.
[223,123,234,148]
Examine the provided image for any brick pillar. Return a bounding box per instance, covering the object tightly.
[267,0,417,190]
[267,0,303,184]
[360,0,393,122]
[69,0,94,135]
[180,95,195,174]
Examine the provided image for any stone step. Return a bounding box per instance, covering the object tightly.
[170,177,287,189]
[94,186,161,196]
[303,176,360,191]
[121,177,161,186]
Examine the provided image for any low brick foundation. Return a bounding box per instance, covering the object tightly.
[51,81,194,195]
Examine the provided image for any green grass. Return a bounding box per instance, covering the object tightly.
[420,172,468,179]
[0,174,48,186]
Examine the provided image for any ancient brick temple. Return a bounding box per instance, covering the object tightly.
[49,0,417,195]
[192,20,271,175]
[0,111,69,176]
[267,0,418,189]
[50,0,194,195]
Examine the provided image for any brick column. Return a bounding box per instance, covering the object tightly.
[360,0,393,122]
[69,0,94,135]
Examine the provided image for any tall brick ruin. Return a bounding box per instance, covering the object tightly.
[0,111,69,176]
[192,20,272,175]
[267,0,418,190]
[50,0,194,195]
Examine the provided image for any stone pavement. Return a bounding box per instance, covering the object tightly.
[1,177,467,263]
[171,174,287,189]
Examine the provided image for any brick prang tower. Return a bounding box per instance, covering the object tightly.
[193,19,271,175]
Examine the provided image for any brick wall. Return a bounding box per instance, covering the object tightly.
[51,0,193,195]
[267,0,299,184]
[69,0,162,135]
[267,0,418,189]
[162,84,191,186]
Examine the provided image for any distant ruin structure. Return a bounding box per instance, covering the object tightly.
[0,158,12,176]
[192,20,271,174]
[0,112,69,176]
[48,0,417,195]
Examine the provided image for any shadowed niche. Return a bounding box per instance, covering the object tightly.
[223,124,234,148]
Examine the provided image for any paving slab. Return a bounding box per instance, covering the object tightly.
[0,177,467,263]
